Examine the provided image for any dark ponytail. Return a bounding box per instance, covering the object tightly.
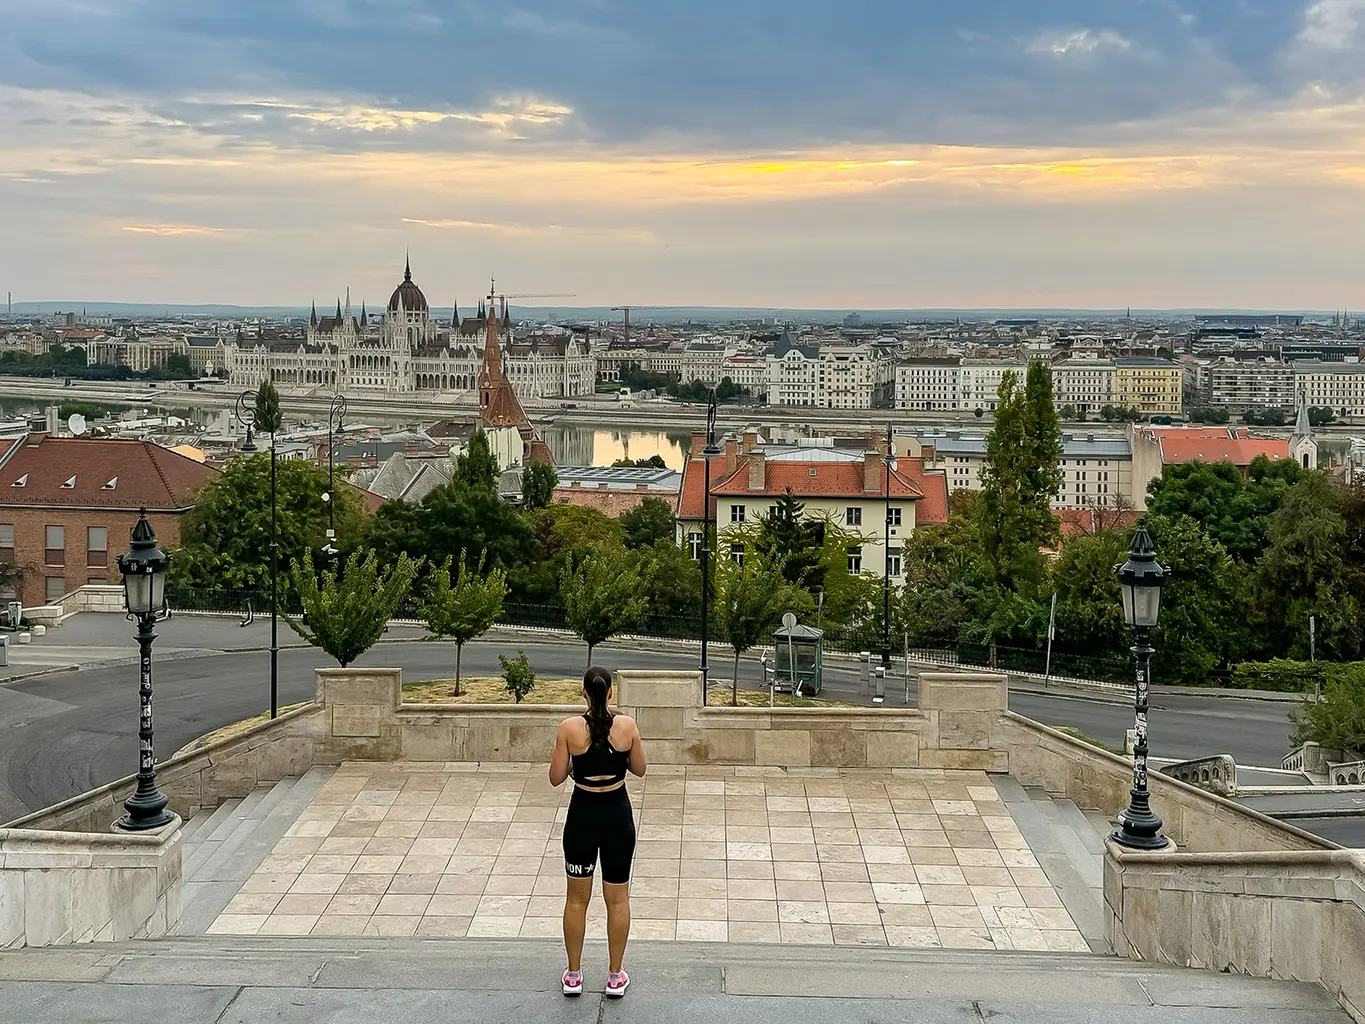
[584,666,614,750]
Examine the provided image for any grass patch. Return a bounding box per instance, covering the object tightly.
[402,677,853,708]
[1052,725,1126,756]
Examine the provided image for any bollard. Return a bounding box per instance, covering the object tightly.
[859,652,870,696]
[873,665,886,705]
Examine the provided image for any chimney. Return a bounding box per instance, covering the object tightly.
[741,431,758,453]
[690,431,705,456]
[921,443,935,463]
[747,450,766,491]
[723,438,739,476]
[864,451,882,493]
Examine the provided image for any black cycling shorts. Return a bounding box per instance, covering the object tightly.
[562,786,636,885]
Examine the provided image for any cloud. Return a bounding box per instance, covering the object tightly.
[402,217,656,243]
[1028,28,1132,57]
[1298,0,1365,49]
[121,223,231,236]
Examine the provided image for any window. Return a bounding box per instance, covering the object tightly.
[0,524,11,564]
[887,506,902,527]
[45,525,65,566]
[888,550,902,577]
[46,576,65,604]
[87,526,108,568]
[687,532,702,561]
[730,542,745,566]
[845,506,863,527]
[847,546,862,574]
[731,504,746,523]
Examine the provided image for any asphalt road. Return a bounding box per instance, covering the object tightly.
[0,615,1306,826]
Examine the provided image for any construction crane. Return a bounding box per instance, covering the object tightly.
[610,305,674,347]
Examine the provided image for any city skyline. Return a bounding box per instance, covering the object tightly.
[3,2,1365,308]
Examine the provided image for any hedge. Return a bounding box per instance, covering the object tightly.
[1228,659,1365,694]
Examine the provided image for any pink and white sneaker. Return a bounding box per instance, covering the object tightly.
[562,969,583,996]
[605,970,630,998]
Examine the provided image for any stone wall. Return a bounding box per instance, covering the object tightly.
[1105,845,1365,1022]
[0,816,182,948]
[51,583,127,620]
[994,712,1331,854]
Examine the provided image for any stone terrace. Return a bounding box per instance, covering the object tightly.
[196,763,1090,951]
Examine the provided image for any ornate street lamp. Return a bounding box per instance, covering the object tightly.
[323,393,347,557]
[115,509,173,832]
[699,388,720,705]
[881,422,893,671]
[1112,527,1170,850]
[236,387,279,719]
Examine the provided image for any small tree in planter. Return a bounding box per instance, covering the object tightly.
[716,553,810,705]
[499,650,536,703]
[420,550,508,696]
[560,549,649,666]
[287,549,421,667]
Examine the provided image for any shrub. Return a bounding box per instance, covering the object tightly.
[1230,659,1329,693]
[1291,663,1365,754]
[499,650,536,703]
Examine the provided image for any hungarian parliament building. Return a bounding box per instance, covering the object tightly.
[224,259,596,399]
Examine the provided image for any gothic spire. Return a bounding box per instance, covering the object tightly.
[452,297,459,329]
[336,297,342,320]
[309,300,318,330]
[1293,391,1311,439]
[404,250,412,283]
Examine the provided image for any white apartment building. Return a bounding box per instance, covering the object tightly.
[720,354,766,392]
[1293,361,1365,417]
[1196,357,1295,411]
[958,359,1028,412]
[819,345,882,409]
[1051,359,1116,413]
[895,358,960,411]
[681,343,728,384]
[765,341,821,407]
[900,429,1136,509]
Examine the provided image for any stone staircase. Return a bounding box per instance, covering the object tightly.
[179,767,334,935]
[992,776,1109,952]
[0,937,1349,1022]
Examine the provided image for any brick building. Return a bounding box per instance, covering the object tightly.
[0,434,218,606]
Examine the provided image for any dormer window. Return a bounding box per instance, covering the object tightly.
[11,474,26,487]
[60,475,76,488]
[103,476,118,490]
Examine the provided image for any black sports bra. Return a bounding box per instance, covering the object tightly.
[570,714,630,786]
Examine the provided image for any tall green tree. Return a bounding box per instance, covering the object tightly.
[420,551,509,695]
[172,455,367,589]
[253,378,283,434]
[560,550,650,665]
[520,460,558,511]
[366,479,533,581]
[514,504,624,603]
[977,366,1056,589]
[755,489,826,591]
[1141,514,1248,685]
[715,554,810,703]
[286,549,420,667]
[455,427,501,490]
[620,496,676,549]
[1146,456,1302,562]
[1255,474,1361,660]
[1051,530,1129,656]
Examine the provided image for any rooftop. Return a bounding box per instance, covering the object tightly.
[0,433,217,510]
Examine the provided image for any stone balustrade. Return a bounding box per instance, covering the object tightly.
[0,817,181,948]
[1157,754,1238,798]
[1105,844,1365,1022]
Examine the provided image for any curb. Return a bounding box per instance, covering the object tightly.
[0,665,81,686]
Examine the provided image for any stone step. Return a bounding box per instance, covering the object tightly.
[180,769,334,936]
[178,808,217,846]
[0,936,1347,1023]
[181,797,241,851]
[202,787,272,843]
[992,779,1106,952]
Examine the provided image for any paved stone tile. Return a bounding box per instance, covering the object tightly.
[204,763,1087,953]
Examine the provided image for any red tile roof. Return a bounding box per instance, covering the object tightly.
[1055,506,1143,538]
[0,434,218,510]
[1144,427,1290,466]
[678,453,949,524]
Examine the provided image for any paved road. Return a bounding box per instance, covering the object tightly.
[0,614,1306,825]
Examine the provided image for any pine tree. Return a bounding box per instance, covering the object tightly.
[756,488,825,591]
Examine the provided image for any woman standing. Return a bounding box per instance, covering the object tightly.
[549,666,646,998]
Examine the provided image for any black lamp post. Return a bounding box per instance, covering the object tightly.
[1112,527,1170,850]
[323,393,347,557]
[115,509,174,832]
[699,388,720,705]
[236,388,279,720]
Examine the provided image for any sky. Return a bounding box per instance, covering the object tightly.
[2,0,1364,310]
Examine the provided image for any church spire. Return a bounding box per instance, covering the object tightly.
[452,297,459,329]
[359,301,366,329]
[336,297,342,320]
[309,300,318,330]
[1293,390,1311,439]
[404,250,412,283]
